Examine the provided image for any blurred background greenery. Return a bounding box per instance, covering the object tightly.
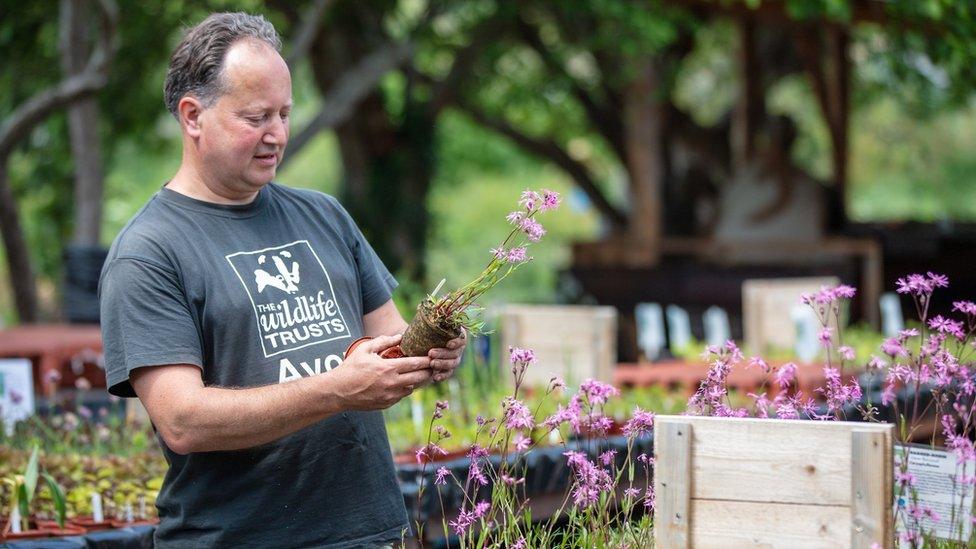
[4,0,976,325]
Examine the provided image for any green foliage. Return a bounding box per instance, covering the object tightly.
[1,444,67,530]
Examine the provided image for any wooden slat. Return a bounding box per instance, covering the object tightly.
[655,420,692,549]
[658,416,891,506]
[851,428,893,548]
[690,499,850,548]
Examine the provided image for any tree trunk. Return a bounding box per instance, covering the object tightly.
[61,0,104,246]
[621,60,665,267]
[0,168,39,323]
[307,1,434,284]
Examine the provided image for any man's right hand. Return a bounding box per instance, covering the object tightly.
[332,334,432,411]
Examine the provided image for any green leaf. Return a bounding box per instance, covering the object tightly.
[41,473,66,528]
[16,483,29,524]
[23,444,39,506]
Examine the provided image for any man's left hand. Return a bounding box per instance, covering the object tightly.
[428,331,466,382]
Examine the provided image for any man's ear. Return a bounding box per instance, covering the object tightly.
[178,96,205,137]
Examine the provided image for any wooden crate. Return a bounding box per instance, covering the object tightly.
[742,277,840,354]
[654,415,893,548]
[498,305,616,388]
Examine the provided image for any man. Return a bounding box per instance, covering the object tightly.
[99,12,465,548]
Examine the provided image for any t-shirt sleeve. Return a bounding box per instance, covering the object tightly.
[99,257,203,397]
[327,197,398,314]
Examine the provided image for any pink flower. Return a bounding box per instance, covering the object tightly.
[519,217,546,242]
[599,449,617,466]
[503,398,535,431]
[775,363,797,389]
[434,466,450,486]
[579,379,620,406]
[540,189,561,211]
[747,356,770,373]
[818,327,833,347]
[416,443,447,464]
[881,337,908,358]
[513,433,531,452]
[953,300,976,316]
[506,211,524,225]
[512,537,526,549]
[519,189,542,210]
[622,407,655,438]
[895,470,916,487]
[450,509,476,536]
[473,500,491,518]
[490,247,506,260]
[838,346,855,361]
[509,346,536,364]
[624,487,641,498]
[506,247,529,263]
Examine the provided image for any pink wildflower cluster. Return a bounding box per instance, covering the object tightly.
[449,500,492,536]
[563,450,614,508]
[816,366,862,417]
[687,340,748,417]
[621,407,655,438]
[492,188,561,262]
[503,397,535,431]
[800,284,857,306]
[541,378,619,435]
[896,272,948,297]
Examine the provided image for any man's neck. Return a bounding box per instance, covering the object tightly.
[167,162,260,206]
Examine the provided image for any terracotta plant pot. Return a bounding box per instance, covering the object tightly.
[109,517,159,528]
[69,516,113,531]
[399,300,461,358]
[1,517,73,540]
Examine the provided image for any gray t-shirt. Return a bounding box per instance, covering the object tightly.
[99,183,409,548]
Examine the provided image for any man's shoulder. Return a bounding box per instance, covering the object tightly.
[104,194,182,267]
[268,182,340,209]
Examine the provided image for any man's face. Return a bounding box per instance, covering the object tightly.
[195,40,292,195]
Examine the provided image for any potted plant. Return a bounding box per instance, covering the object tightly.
[0,445,78,540]
[383,189,561,358]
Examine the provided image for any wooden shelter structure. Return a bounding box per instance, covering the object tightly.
[568,1,905,360]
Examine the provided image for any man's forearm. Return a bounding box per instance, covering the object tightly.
[162,372,342,454]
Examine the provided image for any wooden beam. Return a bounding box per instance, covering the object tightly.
[732,16,762,170]
[654,420,692,548]
[851,429,893,548]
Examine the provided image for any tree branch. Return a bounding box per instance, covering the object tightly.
[427,15,509,115]
[0,0,117,160]
[280,40,413,168]
[515,14,627,161]
[454,97,628,229]
[286,0,333,70]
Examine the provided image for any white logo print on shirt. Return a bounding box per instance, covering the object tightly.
[254,250,301,294]
[226,240,351,359]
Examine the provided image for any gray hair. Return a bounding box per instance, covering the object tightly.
[163,12,282,118]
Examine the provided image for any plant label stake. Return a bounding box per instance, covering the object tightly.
[92,492,103,523]
[10,505,21,533]
[125,502,134,523]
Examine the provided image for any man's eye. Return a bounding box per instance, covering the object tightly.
[247,115,265,124]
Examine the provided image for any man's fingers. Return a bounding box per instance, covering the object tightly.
[397,369,433,388]
[360,334,402,354]
[387,356,432,374]
[428,347,462,359]
[430,359,458,371]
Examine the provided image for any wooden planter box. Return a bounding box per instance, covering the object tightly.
[654,415,893,548]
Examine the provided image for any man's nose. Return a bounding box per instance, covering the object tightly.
[264,116,288,145]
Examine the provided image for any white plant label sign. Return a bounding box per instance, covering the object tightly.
[0,359,34,436]
[895,444,974,545]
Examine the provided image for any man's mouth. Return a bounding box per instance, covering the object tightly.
[254,153,277,166]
